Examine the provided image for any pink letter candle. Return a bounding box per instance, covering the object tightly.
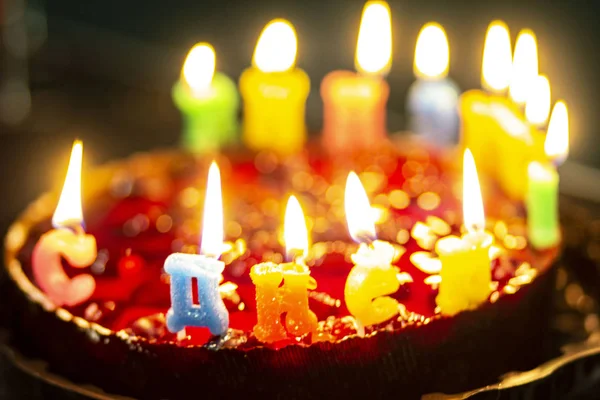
[32,140,97,307]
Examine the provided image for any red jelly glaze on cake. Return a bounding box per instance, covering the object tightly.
[5,141,559,399]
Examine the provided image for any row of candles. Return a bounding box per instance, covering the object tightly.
[30,0,569,341]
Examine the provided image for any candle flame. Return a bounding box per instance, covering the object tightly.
[253,19,297,73]
[355,1,392,76]
[525,74,551,127]
[545,101,569,165]
[463,149,486,234]
[481,20,512,93]
[345,171,376,243]
[52,140,84,228]
[414,22,449,79]
[284,195,309,260]
[200,162,224,258]
[509,30,538,105]
[182,43,216,96]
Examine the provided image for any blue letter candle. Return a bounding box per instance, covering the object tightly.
[165,253,229,335]
[407,23,459,145]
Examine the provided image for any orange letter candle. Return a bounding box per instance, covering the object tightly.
[436,150,492,316]
[32,141,97,307]
[343,172,401,327]
[321,1,392,153]
[250,196,317,343]
[239,19,310,155]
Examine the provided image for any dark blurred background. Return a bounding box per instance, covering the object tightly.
[0,0,599,230]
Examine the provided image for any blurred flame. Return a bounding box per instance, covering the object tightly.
[345,171,376,242]
[509,30,538,105]
[355,1,392,75]
[525,74,551,127]
[284,195,309,259]
[545,101,569,165]
[253,19,297,73]
[52,140,84,228]
[482,20,512,93]
[414,22,449,79]
[200,162,224,258]
[182,43,216,96]
[463,149,486,234]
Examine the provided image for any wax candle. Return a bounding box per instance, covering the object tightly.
[173,43,239,153]
[239,19,310,155]
[343,171,401,327]
[526,102,568,249]
[250,196,317,343]
[509,30,539,106]
[32,140,97,307]
[321,1,392,153]
[165,162,229,336]
[436,150,492,316]
[461,21,513,176]
[407,22,460,145]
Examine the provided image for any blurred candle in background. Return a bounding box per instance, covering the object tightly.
[545,101,569,166]
[525,74,552,129]
[509,30,539,107]
[321,1,392,153]
[407,22,459,146]
[173,43,239,153]
[240,19,310,156]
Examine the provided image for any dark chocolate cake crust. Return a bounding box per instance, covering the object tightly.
[3,149,558,399]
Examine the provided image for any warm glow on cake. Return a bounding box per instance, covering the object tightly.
[545,101,569,165]
[509,30,538,105]
[463,149,485,234]
[355,1,392,75]
[345,171,376,242]
[414,22,449,79]
[253,19,298,73]
[284,195,309,259]
[481,21,512,93]
[200,162,224,258]
[182,43,216,96]
[525,74,551,127]
[52,140,84,228]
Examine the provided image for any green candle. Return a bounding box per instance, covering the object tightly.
[173,43,239,153]
[526,161,560,249]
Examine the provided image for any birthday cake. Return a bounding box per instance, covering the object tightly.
[2,4,570,400]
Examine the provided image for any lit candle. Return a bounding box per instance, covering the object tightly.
[525,74,552,129]
[32,140,97,307]
[165,162,229,336]
[436,150,493,316]
[321,1,392,153]
[250,195,317,343]
[509,30,539,106]
[407,22,460,145]
[343,171,400,327]
[239,19,310,155]
[527,101,568,249]
[173,43,239,153]
[461,21,513,176]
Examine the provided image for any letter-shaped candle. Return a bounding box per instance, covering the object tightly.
[250,196,317,343]
[343,171,400,326]
[165,162,229,336]
[173,43,239,153]
[239,19,310,155]
[32,140,97,307]
[321,1,392,153]
[436,150,492,316]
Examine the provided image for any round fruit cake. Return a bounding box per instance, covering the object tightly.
[3,138,558,399]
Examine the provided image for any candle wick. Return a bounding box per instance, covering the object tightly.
[357,232,376,245]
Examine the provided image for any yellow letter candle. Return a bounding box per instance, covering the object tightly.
[250,196,317,343]
[436,150,492,316]
[344,171,401,327]
[240,19,310,155]
[32,141,97,307]
[173,43,239,153]
[321,1,392,153]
